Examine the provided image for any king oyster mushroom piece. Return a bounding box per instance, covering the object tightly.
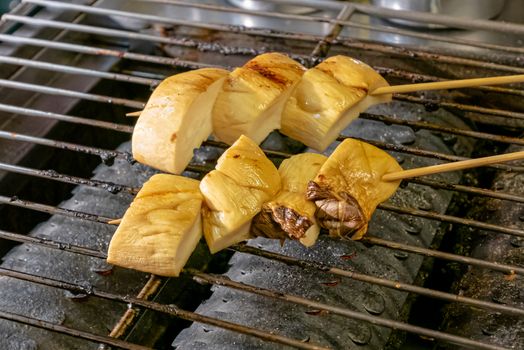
[200,135,281,253]
[212,52,306,145]
[107,174,203,277]
[252,153,327,247]
[307,138,402,239]
[132,68,229,174]
[281,55,391,152]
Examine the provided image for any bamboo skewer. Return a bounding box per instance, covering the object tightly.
[125,111,142,117]
[370,74,524,96]
[383,150,524,182]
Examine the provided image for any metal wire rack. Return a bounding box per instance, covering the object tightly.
[0,0,523,349]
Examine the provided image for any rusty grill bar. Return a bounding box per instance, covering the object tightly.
[0,0,523,349]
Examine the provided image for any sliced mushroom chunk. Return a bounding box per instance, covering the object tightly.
[212,52,306,145]
[200,135,281,253]
[107,174,203,277]
[281,56,391,152]
[132,68,229,174]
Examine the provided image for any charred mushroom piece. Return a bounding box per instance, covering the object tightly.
[253,153,327,246]
[132,68,229,174]
[200,135,281,253]
[212,52,306,145]
[281,56,391,152]
[107,174,203,277]
[307,138,402,239]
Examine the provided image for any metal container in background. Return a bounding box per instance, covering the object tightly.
[372,0,506,27]
[227,0,316,14]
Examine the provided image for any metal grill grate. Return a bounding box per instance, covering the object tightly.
[0,1,523,349]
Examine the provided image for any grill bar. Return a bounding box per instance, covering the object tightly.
[0,79,144,109]
[0,195,116,223]
[395,94,524,121]
[362,236,524,275]
[0,34,217,69]
[188,270,509,350]
[0,310,152,350]
[378,203,524,237]
[360,113,524,146]
[0,267,330,350]
[0,103,133,133]
[0,229,107,259]
[0,130,128,161]
[0,55,158,86]
[339,41,524,75]
[0,162,138,194]
[408,178,524,203]
[232,244,524,317]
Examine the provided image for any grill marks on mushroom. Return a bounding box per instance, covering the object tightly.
[212,52,306,145]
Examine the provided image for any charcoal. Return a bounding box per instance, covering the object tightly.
[439,143,524,350]
[0,142,156,350]
[173,102,474,350]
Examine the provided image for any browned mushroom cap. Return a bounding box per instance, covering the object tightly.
[306,181,366,238]
[252,205,313,241]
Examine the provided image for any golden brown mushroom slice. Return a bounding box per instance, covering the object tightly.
[200,135,281,253]
[252,153,327,247]
[107,174,203,277]
[281,55,391,152]
[307,138,402,240]
[132,68,229,174]
[212,52,306,145]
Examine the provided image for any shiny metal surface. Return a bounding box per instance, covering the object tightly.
[371,0,506,28]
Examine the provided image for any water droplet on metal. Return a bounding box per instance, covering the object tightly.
[405,224,421,235]
[347,322,372,345]
[442,134,457,146]
[418,199,432,211]
[64,290,89,301]
[510,237,524,248]
[394,251,409,260]
[363,291,385,315]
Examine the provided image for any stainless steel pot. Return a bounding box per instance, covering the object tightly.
[371,0,506,27]
[227,0,316,15]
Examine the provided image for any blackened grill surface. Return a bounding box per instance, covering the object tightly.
[0,143,155,350]
[173,103,473,349]
[440,143,524,350]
